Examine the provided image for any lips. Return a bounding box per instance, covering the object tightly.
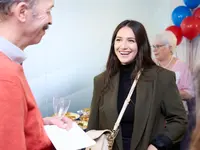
[43,25,49,30]
[119,51,131,55]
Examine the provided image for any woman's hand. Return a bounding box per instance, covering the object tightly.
[179,90,193,100]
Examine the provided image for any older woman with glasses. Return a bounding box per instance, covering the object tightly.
[153,31,195,150]
[153,31,194,102]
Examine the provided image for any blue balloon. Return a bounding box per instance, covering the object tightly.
[172,6,192,27]
[184,0,199,9]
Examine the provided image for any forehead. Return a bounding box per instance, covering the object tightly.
[36,0,54,9]
[116,26,135,38]
[153,38,165,45]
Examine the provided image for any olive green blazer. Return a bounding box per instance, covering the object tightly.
[87,65,187,150]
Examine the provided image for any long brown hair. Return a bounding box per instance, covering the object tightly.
[102,20,156,95]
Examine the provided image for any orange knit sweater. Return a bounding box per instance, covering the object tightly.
[0,52,53,150]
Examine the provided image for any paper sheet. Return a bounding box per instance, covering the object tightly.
[44,122,96,150]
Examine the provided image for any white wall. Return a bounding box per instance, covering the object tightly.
[23,0,172,117]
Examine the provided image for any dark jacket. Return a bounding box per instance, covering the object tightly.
[87,65,187,150]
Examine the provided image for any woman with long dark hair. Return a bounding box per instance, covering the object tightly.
[87,20,187,150]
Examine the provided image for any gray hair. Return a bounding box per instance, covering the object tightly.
[0,0,36,16]
[154,31,177,53]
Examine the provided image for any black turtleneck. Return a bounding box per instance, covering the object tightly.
[117,63,136,150]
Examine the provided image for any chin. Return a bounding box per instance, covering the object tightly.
[31,30,46,44]
[156,57,162,61]
[30,40,41,45]
[120,60,132,65]
[30,36,44,45]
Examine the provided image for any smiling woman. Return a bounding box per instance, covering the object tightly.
[114,26,138,65]
[87,19,187,150]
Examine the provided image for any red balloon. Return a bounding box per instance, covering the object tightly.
[193,7,200,19]
[195,19,200,33]
[180,16,199,40]
[165,25,183,45]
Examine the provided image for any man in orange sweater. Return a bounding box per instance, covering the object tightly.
[0,0,72,149]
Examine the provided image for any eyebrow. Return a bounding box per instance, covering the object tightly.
[116,36,135,39]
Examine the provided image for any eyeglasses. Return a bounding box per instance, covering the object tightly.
[152,45,166,49]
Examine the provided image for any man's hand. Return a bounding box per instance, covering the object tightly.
[147,144,158,150]
[43,116,73,130]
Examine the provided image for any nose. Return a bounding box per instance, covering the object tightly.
[121,40,128,49]
[153,47,158,52]
[48,15,52,25]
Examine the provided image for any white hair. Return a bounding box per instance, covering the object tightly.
[154,31,177,52]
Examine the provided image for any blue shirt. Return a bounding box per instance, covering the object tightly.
[0,36,26,64]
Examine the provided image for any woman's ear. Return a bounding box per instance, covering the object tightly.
[167,45,173,54]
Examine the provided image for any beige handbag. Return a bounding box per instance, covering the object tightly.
[86,70,142,150]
